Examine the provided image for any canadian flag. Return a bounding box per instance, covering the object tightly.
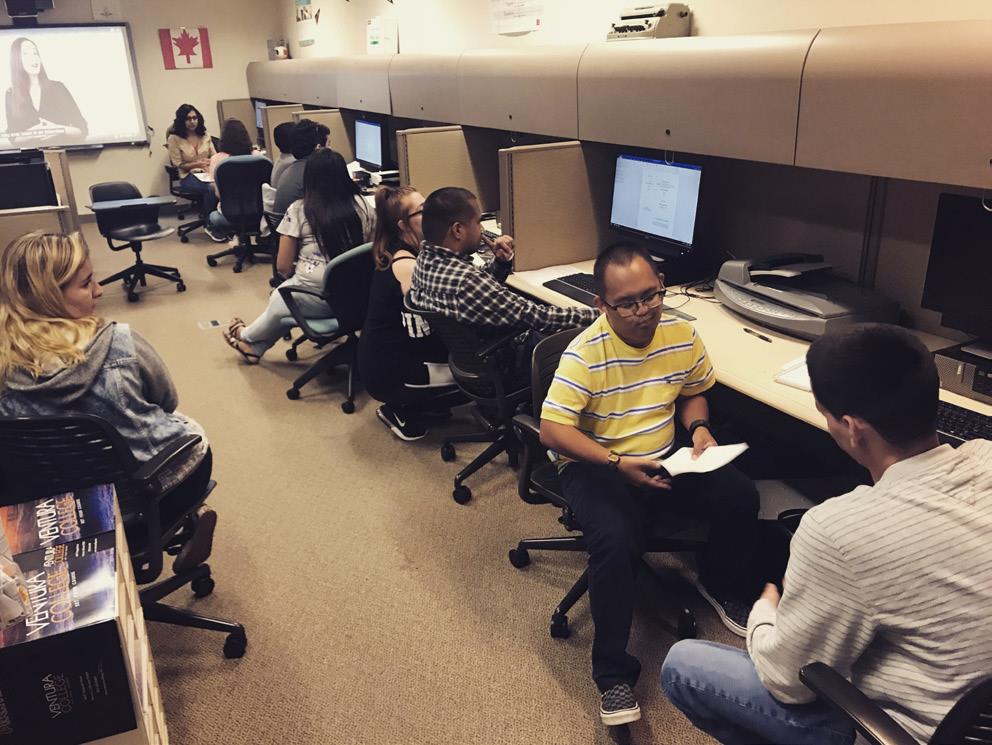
[159,27,213,70]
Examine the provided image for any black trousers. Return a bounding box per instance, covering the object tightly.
[558,444,759,692]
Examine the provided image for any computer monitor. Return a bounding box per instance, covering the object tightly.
[254,100,267,130]
[355,119,383,171]
[922,193,992,340]
[609,154,702,258]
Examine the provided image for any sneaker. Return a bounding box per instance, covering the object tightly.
[599,683,641,726]
[376,404,429,442]
[203,225,228,243]
[172,506,217,574]
[694,580,749,637]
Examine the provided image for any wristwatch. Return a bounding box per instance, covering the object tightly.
[688,419,711,438]
[606,451,621,471]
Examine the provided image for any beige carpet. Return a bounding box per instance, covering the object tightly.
[82,219,735,745]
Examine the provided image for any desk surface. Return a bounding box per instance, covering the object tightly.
[89,196,176,211]
[509,260,992,431]
[0,204,68,216]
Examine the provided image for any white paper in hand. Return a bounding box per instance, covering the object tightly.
[659,443,749,477]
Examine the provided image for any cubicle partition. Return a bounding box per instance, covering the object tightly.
[217,99,256,141]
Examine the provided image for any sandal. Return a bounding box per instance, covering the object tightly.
[226,317,246,337]
[222,324,261,365]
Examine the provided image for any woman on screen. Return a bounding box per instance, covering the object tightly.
[5,37,87,143]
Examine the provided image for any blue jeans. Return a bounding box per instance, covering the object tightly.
[661,640,856,745]
[207,209,233,235]
[180,173,218,214]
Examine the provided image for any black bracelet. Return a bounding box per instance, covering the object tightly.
[688,419,710,437]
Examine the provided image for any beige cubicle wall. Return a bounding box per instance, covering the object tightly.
[336,56,393,115]
[398,126,487,208]
[292,108,354,163]
[389,53,461,124]
[217,99,256,140]
[246,58,338,107]
[577,31,816,166]
[262,104,301,159]
[796,21,992,189]
[457,45,586,139]
[499,141,627,271]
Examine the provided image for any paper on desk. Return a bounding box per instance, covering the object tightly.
[192,171,213,183]
[774,356,812,392]
[659,443,749,477]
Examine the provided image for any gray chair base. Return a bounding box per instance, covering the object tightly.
[99,252,185,302]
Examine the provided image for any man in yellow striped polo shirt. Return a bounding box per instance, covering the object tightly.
[540,242,759,727]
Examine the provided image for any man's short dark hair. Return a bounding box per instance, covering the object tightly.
[807,323,939,445]
[316,123,330,147]
[593,241,657,297]
[273,122,296,154]
[422,187,478,246]
[290,119,321,159]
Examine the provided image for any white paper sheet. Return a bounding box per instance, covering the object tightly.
[774,356,812,392]
[659,443,749,477]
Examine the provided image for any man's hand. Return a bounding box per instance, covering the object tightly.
[691,426,717,459]
[757,582,781,609]
[486,233,515,263]
[617,456,671,490]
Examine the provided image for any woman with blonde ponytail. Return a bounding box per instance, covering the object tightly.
[0,231,218,572]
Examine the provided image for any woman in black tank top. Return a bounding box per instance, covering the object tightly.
[358,186,463,441]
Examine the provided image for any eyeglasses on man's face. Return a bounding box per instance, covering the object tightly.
[603,288,667,317]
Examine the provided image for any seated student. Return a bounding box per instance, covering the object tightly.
[540,241,760,727]
[224,148,375,363]
[0,231,217,572]
[272,118,330,216]
[269,121,297,188]
[662,324,992,745]
[408,186,597,338]
[359,185,463,441]
[205,118,256,242]
[166,103,218,224]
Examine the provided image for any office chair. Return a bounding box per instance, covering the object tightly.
[508,328,702,640]
[403,295,531,505]
[206,155,274,273]
[90,182,183,303]
[0,414,248,659]
[164,130,221,243]
[279,242,374,411]
[264,211,287,288]
[800,663,992,745]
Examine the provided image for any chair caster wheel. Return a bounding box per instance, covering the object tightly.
[191,575,215,598]
[177,212,185,220]
[550,614,570,639]
[223,631,247,659]
[206,256,217,267]
[176,282,186,292]
[127,292,139,302]
[286,388,301,401]
[233,264,243,274]
[285,348,298,361]
[440,443,456,462]
[180,234,189,244]
[677,608,697,640]
[452,484,472,504]
[341,399,356,414]
[508,547,530,569]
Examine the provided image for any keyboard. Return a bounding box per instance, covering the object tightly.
[543,272,696,321]
[936,400,992,445]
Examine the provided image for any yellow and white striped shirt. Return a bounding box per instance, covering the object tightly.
[541,314,715,462]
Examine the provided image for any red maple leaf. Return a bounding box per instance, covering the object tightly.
[172,29,200,64]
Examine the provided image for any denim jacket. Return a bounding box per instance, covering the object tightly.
[0,322,207,489]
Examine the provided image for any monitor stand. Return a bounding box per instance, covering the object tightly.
[651,256,709,287]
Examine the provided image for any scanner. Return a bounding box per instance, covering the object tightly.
[713,254,899,340]
[607,3,691,41]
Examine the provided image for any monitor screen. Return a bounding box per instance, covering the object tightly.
[922,193,992,337]
[355,119,382,169]
[610,154,702,253]
[0,25,148,148]
[254,100,266,130]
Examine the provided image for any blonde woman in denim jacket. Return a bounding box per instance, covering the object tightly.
[0,231,217,571]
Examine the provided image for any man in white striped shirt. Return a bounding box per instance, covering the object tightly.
[662,323,992,745]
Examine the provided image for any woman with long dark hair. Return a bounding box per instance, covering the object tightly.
[5,37,87,143]
[358,185,461,440]
[166,103,221,237]
[223,148,374,363]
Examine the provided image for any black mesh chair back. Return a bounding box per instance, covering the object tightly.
[90,182,163,242]
[214,155,272,232]
[530,327,583,414]
[932,677,992,744]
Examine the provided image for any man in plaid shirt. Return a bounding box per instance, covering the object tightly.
[409,187,598,336]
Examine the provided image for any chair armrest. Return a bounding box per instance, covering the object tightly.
[278,285,337,340]
[512,413,541,442]
[132,434,202,490]
[477,327,524,360]
[799,663,918,745]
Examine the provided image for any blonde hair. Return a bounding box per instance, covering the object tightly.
[372,184,418,270]
[0,231,101,383]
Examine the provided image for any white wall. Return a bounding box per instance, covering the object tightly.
[32,0,279,213]
[280,0,992,57]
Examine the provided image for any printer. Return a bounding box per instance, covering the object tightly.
[606,4,691,41]
[713,254,899,340]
